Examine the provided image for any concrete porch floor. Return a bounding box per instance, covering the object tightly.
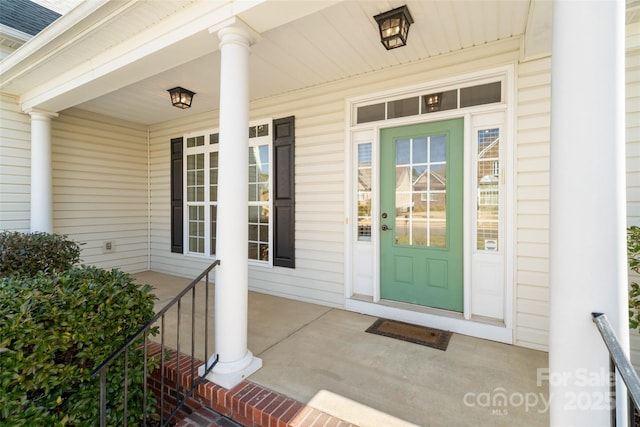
[133,271,549,427]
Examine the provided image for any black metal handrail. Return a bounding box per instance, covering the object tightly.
[91,260,220,427]
[592,312,640,426]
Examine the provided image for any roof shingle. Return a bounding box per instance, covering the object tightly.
[0,0,61,36]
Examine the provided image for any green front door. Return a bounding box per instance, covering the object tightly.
[380,119,464,312]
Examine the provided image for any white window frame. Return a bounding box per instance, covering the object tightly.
[247,125,273,266]
[182,119,273,266]
[184,132,213,256]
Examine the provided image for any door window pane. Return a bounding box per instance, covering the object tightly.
[395,213,410,245]
[412,165,428,192]
[395,139,410,165]
[412,137,427,163]
[430,135,447,162]
[430,164,447,191]
[427,192,446,248]
[395,135,447,248]
[395,166,412,194]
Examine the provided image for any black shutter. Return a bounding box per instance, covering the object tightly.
[170,137,183,253]
[273,116,295,268]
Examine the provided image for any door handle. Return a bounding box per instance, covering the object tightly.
[381,224,392,231]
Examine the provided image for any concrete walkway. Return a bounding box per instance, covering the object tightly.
[134,271,549,427]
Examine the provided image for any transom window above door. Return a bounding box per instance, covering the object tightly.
[355,80,502,125]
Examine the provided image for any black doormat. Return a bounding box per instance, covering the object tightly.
[365,318,453,351]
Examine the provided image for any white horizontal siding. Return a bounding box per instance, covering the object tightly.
[627,23,640,370]
[515,56,552,351]
[52,108,148,273]
[628,45,640,225]
[0,94,31,232]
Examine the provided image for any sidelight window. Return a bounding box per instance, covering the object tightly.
[476,127,500,251]
[357,143,373,241]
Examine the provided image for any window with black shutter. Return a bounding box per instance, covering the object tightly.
[170,116,295,268]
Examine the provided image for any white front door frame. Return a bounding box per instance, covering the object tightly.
[344,65,515,344]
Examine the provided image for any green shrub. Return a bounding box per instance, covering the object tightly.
[0,231,81,277]
[0,266,159,426]
[629,226,640,330]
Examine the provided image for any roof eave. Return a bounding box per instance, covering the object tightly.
[0,0,114,92]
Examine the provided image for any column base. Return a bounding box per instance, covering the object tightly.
[199,351,262,390]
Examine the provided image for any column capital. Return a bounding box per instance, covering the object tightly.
[209,16,261,48]
[24,108,59,120]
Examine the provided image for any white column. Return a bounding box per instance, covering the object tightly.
[200,23,262,389]
[26,109,58,233]
[549,1,626,426]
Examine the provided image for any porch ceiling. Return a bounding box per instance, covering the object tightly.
[2,0,550,125]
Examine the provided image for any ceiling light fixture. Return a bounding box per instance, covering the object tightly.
[168,86,195,109]
[373,5,414,50]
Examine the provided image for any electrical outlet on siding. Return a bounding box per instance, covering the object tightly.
[103,241,114,253]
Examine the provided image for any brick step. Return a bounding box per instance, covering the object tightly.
[147,343,357,427]
[175,407,241,427]
[195,379,357,427]
[173,397,355,427]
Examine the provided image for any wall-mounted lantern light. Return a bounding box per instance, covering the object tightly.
[168,87,195,109]
[373,5,414,50]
